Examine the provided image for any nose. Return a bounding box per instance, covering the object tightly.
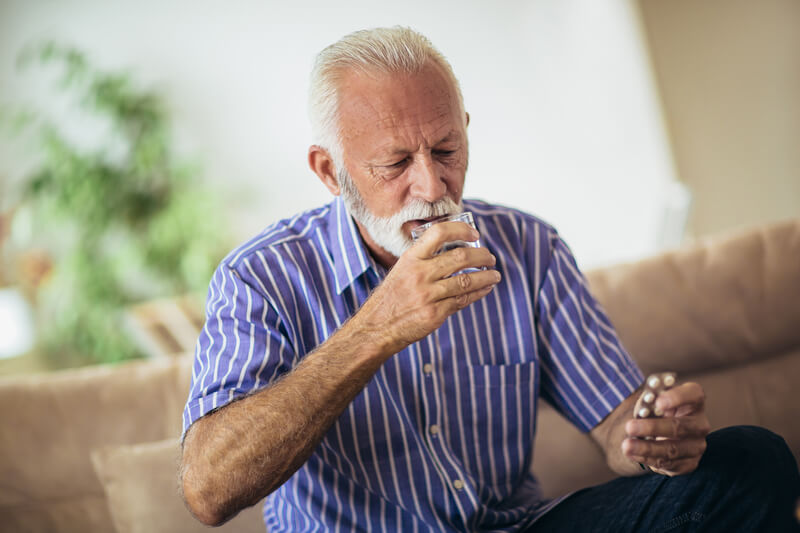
[409,154,446,203]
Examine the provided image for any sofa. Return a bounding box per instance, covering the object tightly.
[1,218,798,533]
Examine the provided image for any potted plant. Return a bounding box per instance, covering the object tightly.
[2,43,229,368]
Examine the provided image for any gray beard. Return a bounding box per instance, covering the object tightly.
[337,168,461,258]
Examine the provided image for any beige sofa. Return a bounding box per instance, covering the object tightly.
[2,218,798,533]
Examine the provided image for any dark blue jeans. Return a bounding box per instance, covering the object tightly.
[531,426,800,532]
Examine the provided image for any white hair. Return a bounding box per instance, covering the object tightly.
[308,26,464,169]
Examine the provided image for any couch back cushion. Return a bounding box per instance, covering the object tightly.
[585,218,800,375]
[0,356,192,532]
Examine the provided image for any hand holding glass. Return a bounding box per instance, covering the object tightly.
[410,212,485,275]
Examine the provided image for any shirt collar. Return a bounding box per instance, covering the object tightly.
[326,196,376,294]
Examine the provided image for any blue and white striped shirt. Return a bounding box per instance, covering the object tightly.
[183,197,644,532]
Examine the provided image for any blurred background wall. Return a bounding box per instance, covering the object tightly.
[1,0,796,268]
[639,0,800,239]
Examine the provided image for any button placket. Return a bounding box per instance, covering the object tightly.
[439,321,483,517]
[410,326,479,527]
[422,326,478,519]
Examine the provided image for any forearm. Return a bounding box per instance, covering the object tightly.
[181,319,391,526]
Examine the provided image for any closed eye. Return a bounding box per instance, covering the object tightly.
[387,157,409,168]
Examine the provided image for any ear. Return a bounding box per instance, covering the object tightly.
[308,145,340,196]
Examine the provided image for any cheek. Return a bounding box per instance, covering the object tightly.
[443,156,467,194]
[367,183,410,217]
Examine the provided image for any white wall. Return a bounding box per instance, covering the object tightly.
[0,0,678,269]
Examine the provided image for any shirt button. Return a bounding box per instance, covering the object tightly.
[423,363,433,374]
[453,479,464,490]
[429,425,440,436]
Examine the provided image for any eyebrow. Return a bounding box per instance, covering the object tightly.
[376,131,462,158]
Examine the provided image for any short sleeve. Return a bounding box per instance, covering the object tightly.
[181,262,295,439]
[535,233,644,432]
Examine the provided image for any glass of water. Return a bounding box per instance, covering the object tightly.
[411,212,484,274]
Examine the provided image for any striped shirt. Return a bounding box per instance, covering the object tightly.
[182,197,644,532]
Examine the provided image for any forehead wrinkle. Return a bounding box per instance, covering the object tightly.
[370,106,458,155]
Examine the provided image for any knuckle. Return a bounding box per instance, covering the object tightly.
[695,385,706,405]
[410,271,426,286]
[667,442,680,459]
[428,224,445,240]
[670,417,682,438]
[422,306,439,324]
[457,273,471,290]
[452,247,469,264]
[654,457,672,470]
[417,287,434,303]
[455,292,470,308]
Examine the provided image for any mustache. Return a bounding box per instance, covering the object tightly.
[397,198,462,222]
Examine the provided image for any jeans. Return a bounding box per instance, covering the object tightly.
[530,426,800,532]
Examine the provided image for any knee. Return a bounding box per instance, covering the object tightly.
[702,425,799,490]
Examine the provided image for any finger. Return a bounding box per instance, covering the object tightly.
[630,455,701,477]
[434,269,501,301]
[429,246,496,280]
[626,415,711,440]
[622,436,707,464]
[655,382,705,414]
[623,437,705,476]
[411,221,480,259]
[437,283,496,315]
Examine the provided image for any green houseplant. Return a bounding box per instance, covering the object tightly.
[5,43,228,367]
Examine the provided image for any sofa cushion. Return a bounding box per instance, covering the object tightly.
[586,218,800,375]
[0,356,192,532]
[91,438,265,533]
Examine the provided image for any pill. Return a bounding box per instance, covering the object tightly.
[643,392,655,404]
[638,407,650,418]
[648,376,661,389]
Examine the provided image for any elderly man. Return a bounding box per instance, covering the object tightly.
[180,27,799,532]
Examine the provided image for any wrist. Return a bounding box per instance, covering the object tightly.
[330,315,399,370]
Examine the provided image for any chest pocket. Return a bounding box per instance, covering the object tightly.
[441,362,539,488]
